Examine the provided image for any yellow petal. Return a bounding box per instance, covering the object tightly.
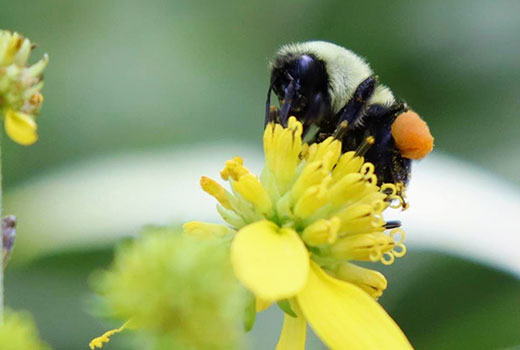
[0,32,23,66]
[301,217,341,246]
[305,136,341,172]
[297,262,413,350]
[263,117,303,193]
[233,174,273,215]
[330,151,364,184]
[5,109,38,146]
[230,221,309,300]
[256,297,273,312]
[200,176,233,210]
[333,262,387,299]
[330,232,395,262]
[290,161,328,201]
[293,183,329,220]
[276,311,306,350]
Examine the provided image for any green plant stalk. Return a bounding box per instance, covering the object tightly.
[0,131,3,322]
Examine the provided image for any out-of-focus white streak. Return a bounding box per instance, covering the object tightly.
[401,154,520,276]
[6,146,520,276]
[6,144,262,261]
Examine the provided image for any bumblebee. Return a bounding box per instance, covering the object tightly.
[266,41,433,190]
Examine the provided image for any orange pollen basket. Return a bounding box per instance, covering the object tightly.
[391,110,434,160]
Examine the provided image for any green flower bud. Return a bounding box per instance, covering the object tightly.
[0,30,48,145]
[0,310,49,350]
[93,228,246,350]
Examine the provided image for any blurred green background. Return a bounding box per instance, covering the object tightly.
[1,0,520,349]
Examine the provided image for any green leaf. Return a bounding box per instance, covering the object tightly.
[277,299,297,318]
[243,291,257,332]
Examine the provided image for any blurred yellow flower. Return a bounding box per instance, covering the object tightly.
[185,117,412,350]
[0,30,48,145]
[90,227,246,350]
[0,310,49,350]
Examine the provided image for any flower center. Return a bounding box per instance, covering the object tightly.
[199,117,407,270]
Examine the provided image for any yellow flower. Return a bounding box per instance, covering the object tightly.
[0,30,48,145]
[90,227,246,350]
[185,117,412,350]
[0,309,49,350]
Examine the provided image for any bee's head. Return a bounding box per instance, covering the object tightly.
[269,53,330,125]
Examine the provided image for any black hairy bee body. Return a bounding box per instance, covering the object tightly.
[265,42,431,188]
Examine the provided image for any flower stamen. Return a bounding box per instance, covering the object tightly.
[89,321,129,350]
[200,176,233,210]
[355,135,375,157]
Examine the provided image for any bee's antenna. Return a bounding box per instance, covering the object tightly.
[279,80,296,126]
[264,84,273,127]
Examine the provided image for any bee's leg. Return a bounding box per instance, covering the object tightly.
[301,91,329,142]
[279,80,297,126]
[266,106,280,124]
[365,127,412,186]
[337,76,377,128]
[389,150,411,186]
[364,101,408,119]
[389,153,411,209]
[302,91,328,125]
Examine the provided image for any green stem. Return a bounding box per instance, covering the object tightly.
[0,131,4,322]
